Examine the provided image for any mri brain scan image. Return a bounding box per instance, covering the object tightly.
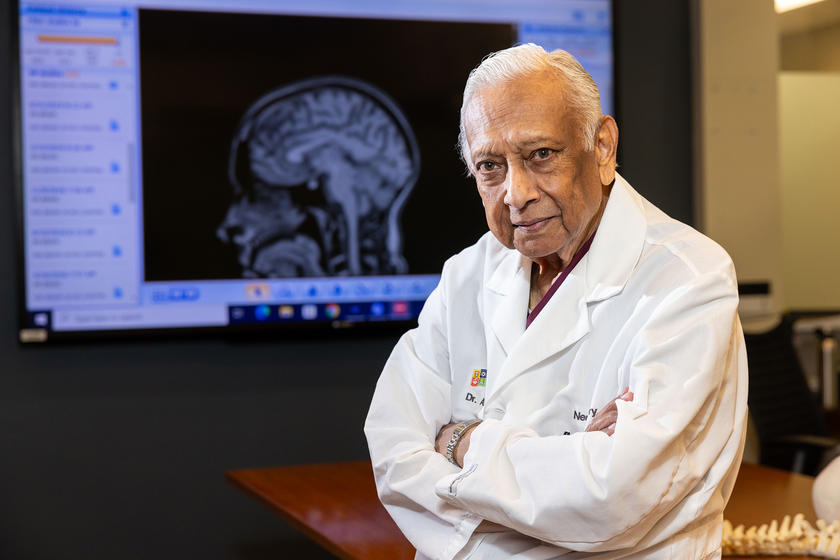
[218,76,421,278]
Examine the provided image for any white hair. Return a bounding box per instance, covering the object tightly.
[458,43,602,170]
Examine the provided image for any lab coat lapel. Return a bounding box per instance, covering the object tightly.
[486,249,529,357]
[484,173,647,400]
[495,265,591,394]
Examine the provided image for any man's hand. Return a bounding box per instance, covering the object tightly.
[586,387,634,436]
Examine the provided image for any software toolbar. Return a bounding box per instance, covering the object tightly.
[21,4,142,310]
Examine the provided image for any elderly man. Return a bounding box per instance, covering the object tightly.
[364,44,748,560]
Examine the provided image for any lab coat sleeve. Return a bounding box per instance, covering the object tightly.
[433,267,746,552]
[364,263,483,560]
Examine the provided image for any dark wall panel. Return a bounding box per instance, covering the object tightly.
[614,0,693,224]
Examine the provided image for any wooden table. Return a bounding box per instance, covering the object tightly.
[228,461,412,560]
[227,461,815,560]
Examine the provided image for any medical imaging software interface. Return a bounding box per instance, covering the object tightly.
[17,0,612,338]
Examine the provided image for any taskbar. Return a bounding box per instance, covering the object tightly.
[228,300,424,324]
[21,299,424,340]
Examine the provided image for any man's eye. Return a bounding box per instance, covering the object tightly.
[532,148,553,160]
[477,161,497,172]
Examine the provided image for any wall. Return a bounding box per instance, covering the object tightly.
[782,23,840,70]
[0,0,693,558]
[778,72,840,309]
[693,0,786,313]
[777,1,840,311]
[779,0,840,71]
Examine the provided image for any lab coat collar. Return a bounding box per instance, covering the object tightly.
[485,173,647,397]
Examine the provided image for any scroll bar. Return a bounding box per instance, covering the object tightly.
[127,141,136,204]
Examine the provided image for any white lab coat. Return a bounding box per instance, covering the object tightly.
[364,174,748,560]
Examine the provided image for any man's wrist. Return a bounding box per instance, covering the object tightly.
[453,421,481,467]
[445,419,481,466]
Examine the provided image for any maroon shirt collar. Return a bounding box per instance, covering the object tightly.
[525,232,596,329]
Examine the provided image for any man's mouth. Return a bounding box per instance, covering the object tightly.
[513,216,555,232]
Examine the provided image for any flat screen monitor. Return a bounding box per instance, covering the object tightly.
[12,0,614,342]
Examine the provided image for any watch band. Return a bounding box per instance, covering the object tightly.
[445,419,481,465]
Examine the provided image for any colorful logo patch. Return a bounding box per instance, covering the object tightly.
[470,368,487,387]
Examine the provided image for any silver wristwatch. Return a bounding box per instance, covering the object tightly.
[445,419,481,465]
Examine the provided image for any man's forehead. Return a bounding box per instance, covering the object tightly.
[464,75,573,151]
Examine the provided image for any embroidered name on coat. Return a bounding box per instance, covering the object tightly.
[465,392,485,406]
[573,408,598,422]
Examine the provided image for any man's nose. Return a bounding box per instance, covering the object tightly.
[502,164,539,209]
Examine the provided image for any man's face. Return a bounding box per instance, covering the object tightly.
[463,69,615,263]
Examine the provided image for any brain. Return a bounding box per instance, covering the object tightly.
[247,83,418,210]
[222,78,419,277]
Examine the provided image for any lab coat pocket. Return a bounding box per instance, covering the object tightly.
[452,367,489,420]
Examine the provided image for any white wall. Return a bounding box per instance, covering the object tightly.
[778,72,840,309]
[694,0,786,313]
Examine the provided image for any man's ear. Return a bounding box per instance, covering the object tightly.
[595,115,619,186]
